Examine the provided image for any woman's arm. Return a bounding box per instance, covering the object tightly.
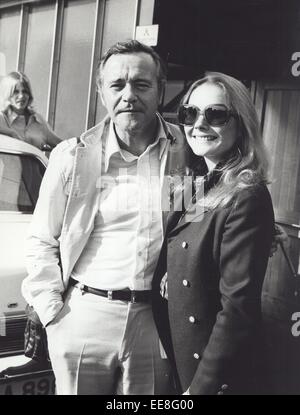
[44,123,62,147]
[34,113,62,147]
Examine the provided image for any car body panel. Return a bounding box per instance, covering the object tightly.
[0,355,54,395]
[0,135,47,359]
[0,214,32,315]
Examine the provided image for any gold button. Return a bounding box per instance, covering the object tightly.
[221,384,228,391]
[193,353,200,359]
[182,241,188,249]
[189,316,196,323]
[182,279,190,287]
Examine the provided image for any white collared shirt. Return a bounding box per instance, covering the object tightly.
[71,118,168,290]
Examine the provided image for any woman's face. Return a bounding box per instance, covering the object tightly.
[9,81,30,114]
[184,82,238,167]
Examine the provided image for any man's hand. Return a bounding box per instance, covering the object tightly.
[160,273,168,300]
[270,224,288,257]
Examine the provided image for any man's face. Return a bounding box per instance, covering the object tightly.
[99,52,161,136]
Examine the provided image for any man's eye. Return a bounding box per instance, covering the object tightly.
[110,84,123,90]
[136,83,150,90]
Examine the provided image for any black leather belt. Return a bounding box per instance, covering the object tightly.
[69,278,152,303]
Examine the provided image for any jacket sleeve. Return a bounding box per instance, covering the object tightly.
[189,185,274,395]
[22,142,70,327]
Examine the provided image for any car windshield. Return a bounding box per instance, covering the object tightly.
[0,152,45,213]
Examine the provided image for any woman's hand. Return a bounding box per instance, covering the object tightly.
[270,224,288,257]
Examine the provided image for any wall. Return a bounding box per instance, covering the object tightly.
[0,0,155,139]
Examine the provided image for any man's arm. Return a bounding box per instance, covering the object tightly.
[22,143,69,327]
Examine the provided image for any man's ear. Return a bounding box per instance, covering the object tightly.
[97,82,106,106]
[159,80,166,106]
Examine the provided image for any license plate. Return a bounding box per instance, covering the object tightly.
[0,370,55,395]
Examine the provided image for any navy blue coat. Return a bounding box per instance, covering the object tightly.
[152,172,274,395]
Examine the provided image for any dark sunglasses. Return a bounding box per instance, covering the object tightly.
[178,104,235,127]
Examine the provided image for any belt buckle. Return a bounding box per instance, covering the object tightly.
[131,291,136,303]
[79,283,85,295]
[107,290,113,300]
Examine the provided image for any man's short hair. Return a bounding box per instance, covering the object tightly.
[97,40,167,92]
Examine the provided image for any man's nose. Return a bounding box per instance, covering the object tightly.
[122,84,137,102]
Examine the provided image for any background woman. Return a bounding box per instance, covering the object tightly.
[0,71,61,149]
[0,71,60,378]
[152,72,275,395]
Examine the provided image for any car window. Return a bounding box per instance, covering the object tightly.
[0,152,45,213]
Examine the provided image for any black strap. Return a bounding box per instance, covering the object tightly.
[280,242,300,298]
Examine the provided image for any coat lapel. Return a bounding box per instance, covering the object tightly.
[166,158,223,235]
[166,178,194,234]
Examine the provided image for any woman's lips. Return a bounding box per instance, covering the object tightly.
[192,135,218,142]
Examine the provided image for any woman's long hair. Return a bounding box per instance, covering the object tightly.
[0,71,34,113]
[181,72,270,209]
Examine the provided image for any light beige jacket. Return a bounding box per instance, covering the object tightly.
[22,115,186,326]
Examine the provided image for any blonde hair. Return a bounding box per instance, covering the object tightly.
[0,71,34,113]
[182,72,269,209]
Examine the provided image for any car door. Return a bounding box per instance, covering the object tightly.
[0,139,46,356]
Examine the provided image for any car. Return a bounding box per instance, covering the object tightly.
[0,134,55,395]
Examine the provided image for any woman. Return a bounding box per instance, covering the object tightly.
[0,71,61,149]
[152,72,275,395]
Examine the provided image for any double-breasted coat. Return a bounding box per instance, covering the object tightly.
[152,164,274,395]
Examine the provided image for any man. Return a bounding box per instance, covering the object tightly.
[21,40,185,395]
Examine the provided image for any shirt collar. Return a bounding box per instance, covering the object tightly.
[6,108,19,125]
[104,115,169,172]
[6,107,39,126]
[156,115,169,159]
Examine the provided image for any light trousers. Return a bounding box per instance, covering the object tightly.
[46,286,172,395]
